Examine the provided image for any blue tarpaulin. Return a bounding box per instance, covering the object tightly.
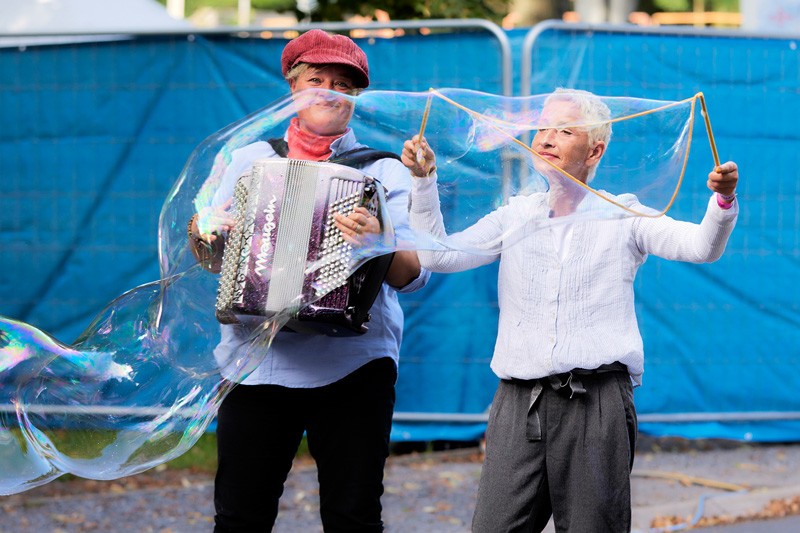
[520,23,800,442]
[1,23,798,443]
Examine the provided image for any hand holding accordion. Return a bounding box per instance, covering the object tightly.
[333,206,381,246]
[212,158,395,336]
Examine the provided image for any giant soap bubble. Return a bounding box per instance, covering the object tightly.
[0,88,718,494]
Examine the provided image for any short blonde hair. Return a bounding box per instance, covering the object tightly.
[285,63,364,96]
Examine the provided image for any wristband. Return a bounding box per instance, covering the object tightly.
[716,193,735,209]
[187,214,208,250]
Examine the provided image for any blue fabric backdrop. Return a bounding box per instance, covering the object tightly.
[1,24,798,443]
[522,23,800,442]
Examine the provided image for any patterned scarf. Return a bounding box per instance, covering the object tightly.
[286,117,345,161]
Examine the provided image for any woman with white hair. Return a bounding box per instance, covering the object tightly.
[402,88,739,532]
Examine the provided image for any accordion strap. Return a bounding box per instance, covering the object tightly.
[329,147,402,167]
[267,138,401,169]
[267,138,290,157]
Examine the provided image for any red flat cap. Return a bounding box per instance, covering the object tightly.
[281,29,370,88]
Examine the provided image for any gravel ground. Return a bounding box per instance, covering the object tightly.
[2,437,800,532]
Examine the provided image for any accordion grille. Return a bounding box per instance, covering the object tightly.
[265,160,319,313]
[315,178,363,304]
[215,158,380,327]
[215,176,251,318]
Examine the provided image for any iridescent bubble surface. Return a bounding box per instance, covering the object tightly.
[1,88,709,494]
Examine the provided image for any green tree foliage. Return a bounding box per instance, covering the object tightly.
[156,0,235,16]
[161,0,739,25]
[156,0,295,16]
[299,0,511,23]
[252,0,297,12]
[157,0,512,23]
[638,0,739,13]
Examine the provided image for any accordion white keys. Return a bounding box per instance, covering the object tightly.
[215,158,395,336]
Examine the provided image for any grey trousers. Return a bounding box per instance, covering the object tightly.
[472,369,637,533]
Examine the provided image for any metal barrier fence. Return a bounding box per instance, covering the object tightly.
[0,20,510,441]
[0,19,511,337]
[2,20,800,441]
[519,21,800,438]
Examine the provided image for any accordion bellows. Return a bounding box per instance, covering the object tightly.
[215,159,394,336]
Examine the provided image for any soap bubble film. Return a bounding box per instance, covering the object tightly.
[1,88,711,494]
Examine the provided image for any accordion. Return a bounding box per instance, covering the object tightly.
[215,158,395,336]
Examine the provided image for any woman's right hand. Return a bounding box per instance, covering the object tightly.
[188,199,235,273]
[402,135,436,178]
[196,198,236,243]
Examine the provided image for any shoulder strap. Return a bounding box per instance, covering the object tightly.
[330,147,402,168]
[267,138,289,157]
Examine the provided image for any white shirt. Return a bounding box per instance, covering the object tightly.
[409,175,738,385]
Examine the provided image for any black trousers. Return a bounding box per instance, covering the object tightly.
[213,357,397,532]
[472,368,637,533]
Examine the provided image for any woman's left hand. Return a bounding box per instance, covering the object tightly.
[401,135,436,178]
[334,206,380,246]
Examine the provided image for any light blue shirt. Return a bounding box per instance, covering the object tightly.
[212,130,429,387]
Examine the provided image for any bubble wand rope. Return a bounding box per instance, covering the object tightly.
[425,88,698,218]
